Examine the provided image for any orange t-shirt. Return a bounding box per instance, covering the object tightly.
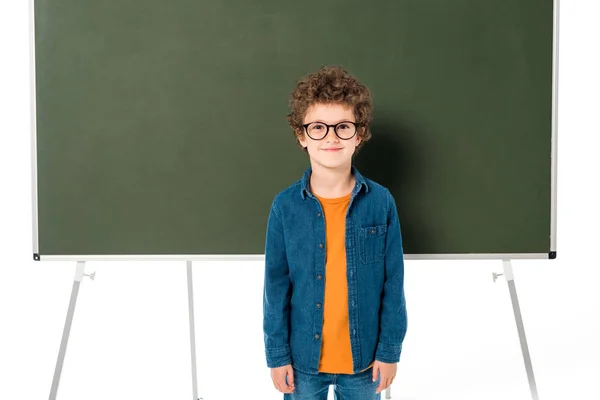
[315,192,354,374]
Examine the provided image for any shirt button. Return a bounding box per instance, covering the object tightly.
[353,329,356,336]
[317,213,322,217]
[370,228,376,234]
[316,303,321,308]
[317,274,323,280]
[315,334,320,340]
[319,243,324,249]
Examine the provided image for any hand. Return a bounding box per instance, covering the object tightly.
[271,364,295,393]
[372,360,397,394]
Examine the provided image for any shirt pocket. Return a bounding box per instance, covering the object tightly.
[358,224,387,264]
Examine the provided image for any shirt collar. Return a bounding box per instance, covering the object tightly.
[300,165,369,199]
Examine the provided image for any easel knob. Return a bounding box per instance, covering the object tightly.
[84,271,96,281]
[492,272,503,282]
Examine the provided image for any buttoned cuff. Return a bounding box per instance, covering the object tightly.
[375,342,402,363]
[266,345,292,368]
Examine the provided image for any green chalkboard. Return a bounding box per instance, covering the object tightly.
[32,0,556,259]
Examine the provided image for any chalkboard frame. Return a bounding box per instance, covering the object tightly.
[29,0,559,261]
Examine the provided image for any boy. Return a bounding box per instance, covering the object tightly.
[263,66,407,400]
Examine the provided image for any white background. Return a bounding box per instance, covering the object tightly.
[1,1,598,400]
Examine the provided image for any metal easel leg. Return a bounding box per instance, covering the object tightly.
[501,260,540,400]
[49,261,87,400]
[187,261,201,400]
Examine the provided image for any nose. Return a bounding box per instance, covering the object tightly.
[324,126,339,142]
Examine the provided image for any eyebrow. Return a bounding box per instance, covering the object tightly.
[310,119,356,124]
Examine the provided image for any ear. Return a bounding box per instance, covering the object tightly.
[297,129,308,148]
[355,127,364,146]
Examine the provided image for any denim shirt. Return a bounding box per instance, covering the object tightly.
[263,165,408,375]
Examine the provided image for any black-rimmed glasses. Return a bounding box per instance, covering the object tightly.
[302,121,360,140]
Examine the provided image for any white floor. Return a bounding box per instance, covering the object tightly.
[1,258,598,400]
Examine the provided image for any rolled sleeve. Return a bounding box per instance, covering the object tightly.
[263,197,293,368]
[375,189,408,364]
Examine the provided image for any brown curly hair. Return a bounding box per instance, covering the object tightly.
[286,66,373,154]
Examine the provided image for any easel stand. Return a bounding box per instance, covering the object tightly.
[384,259,539,400]
[48,261,202,400]
[47,259,538,400]
[497,259,539,400]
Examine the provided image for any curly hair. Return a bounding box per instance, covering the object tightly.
[286,66,373,154]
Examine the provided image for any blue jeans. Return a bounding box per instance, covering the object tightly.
[283,366,381,400]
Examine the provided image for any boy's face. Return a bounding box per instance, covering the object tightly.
[298,103,362,170]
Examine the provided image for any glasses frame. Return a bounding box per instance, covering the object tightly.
[302,121,360,140]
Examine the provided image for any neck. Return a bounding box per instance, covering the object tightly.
[309,162,355,198]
